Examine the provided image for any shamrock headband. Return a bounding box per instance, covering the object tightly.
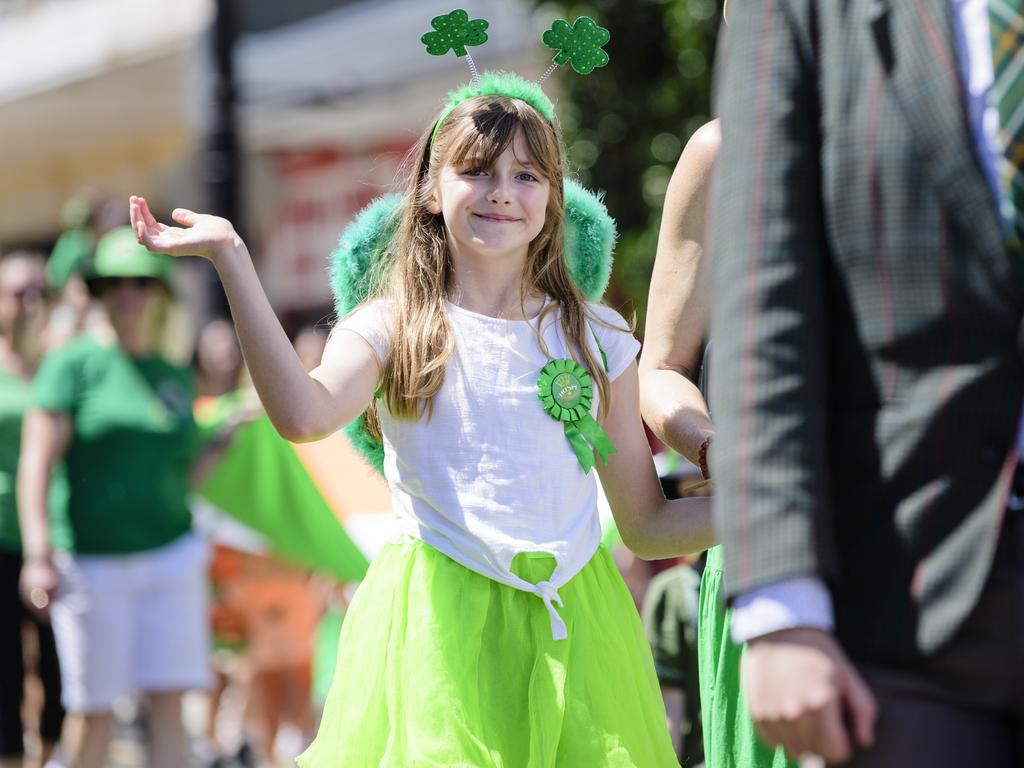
[328,10,617,475]
[423,9,610,147]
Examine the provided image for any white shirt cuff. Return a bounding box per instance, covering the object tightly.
[730,576,835,644]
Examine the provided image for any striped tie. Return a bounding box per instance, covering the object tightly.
[990,0,1024,251]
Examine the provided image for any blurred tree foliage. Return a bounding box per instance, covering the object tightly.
[534,0,723,331]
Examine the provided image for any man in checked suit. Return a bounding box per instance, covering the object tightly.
[711,1,1024,764]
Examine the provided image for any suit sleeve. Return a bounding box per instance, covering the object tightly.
[710,0,836,599]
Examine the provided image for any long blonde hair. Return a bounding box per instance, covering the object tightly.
[361,94,613,439]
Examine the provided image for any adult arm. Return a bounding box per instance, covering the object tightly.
[17,409,71,618]
[130,197,379,442]
[711,0,874,761]
[639,120,719,466]
[597,361,714,559]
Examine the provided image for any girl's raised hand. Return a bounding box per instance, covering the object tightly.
[129,195,239,261]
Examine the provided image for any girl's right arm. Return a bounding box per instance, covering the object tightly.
[130,196,380,442]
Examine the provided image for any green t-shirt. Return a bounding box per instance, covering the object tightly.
[0,367,71,553]
[32,337,198,554]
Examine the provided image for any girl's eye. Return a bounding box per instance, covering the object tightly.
[518,172,540,182]
[461,168,486,177]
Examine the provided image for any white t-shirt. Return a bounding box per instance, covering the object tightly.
[338,298,640,639]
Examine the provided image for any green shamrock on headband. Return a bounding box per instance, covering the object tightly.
[542,17,610,75]
[422,9,489,58]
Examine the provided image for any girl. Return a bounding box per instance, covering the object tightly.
[130,82,713,767]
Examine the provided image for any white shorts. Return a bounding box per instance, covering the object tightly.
[51,533,212,713]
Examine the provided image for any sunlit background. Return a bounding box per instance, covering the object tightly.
[1,0,721,343]
[1,3,721,764]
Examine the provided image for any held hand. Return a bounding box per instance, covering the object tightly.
[742,628,877,764]
[129,195,239,262]
[19,557,59,621]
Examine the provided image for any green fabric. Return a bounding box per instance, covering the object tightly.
[989,0,1024,251]
[571,416,615,464]
[537,358,615,473]
[193,389,249,443]
[47,228,94,289]
[90,226,173,283]
[642,564,704,767]
[542,17,611,75]
[0,369,72,553]
[0,369,33,551]
[312,606,345,705]
[422,9,489,58]
[197,412,369,583]
[299,539,678,767]
[600,517,622,550]
[433,72,558,147]
[32,337,197,554]
[698,546,794,768]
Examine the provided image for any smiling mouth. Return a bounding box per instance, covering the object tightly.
[473,213,520,223]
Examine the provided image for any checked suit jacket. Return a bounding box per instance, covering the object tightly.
[710,0,1024,661]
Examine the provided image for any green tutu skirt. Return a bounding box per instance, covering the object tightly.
[298,536,678,767]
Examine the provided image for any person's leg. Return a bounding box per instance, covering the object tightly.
[49,552,131,768]
[0,640,25,766]
[247,669,282,763]
[198,667,229,764]
[0,551,26,767]
[146,691,190,768]
[844,675,1015,768]
[74,716,112,768]
[65,713,114,768]
[29,613,64,765]
[849,512,1023,767]
[284,661,315,743]
[133,536,211,694]
[132,536,212,764]
[54,711,114,768]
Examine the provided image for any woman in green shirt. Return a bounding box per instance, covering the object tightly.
[18,228,208,768]
[0,250,65,768]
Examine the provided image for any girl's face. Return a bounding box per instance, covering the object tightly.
[429,130,550,263]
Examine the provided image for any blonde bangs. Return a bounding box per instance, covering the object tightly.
[437,97,563,187]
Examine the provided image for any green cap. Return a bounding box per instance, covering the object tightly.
[90,226,173,285]
[47,227,95,289]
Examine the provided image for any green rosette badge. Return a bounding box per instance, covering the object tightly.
[537,358,616,473]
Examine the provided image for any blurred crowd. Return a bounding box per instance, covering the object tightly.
[1,194,707,768]
[1,193,346,768]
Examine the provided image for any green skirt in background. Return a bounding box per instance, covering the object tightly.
[698,545,795,768]
[298,536,678,768]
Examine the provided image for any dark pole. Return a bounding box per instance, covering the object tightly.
[204,0,241,317]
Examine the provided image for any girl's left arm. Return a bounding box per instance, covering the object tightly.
[596,360,715,559]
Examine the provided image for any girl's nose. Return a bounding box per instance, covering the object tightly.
[487,175,513,204]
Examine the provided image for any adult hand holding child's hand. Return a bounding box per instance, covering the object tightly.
[742,627,877,765]
[129,195,240,262]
